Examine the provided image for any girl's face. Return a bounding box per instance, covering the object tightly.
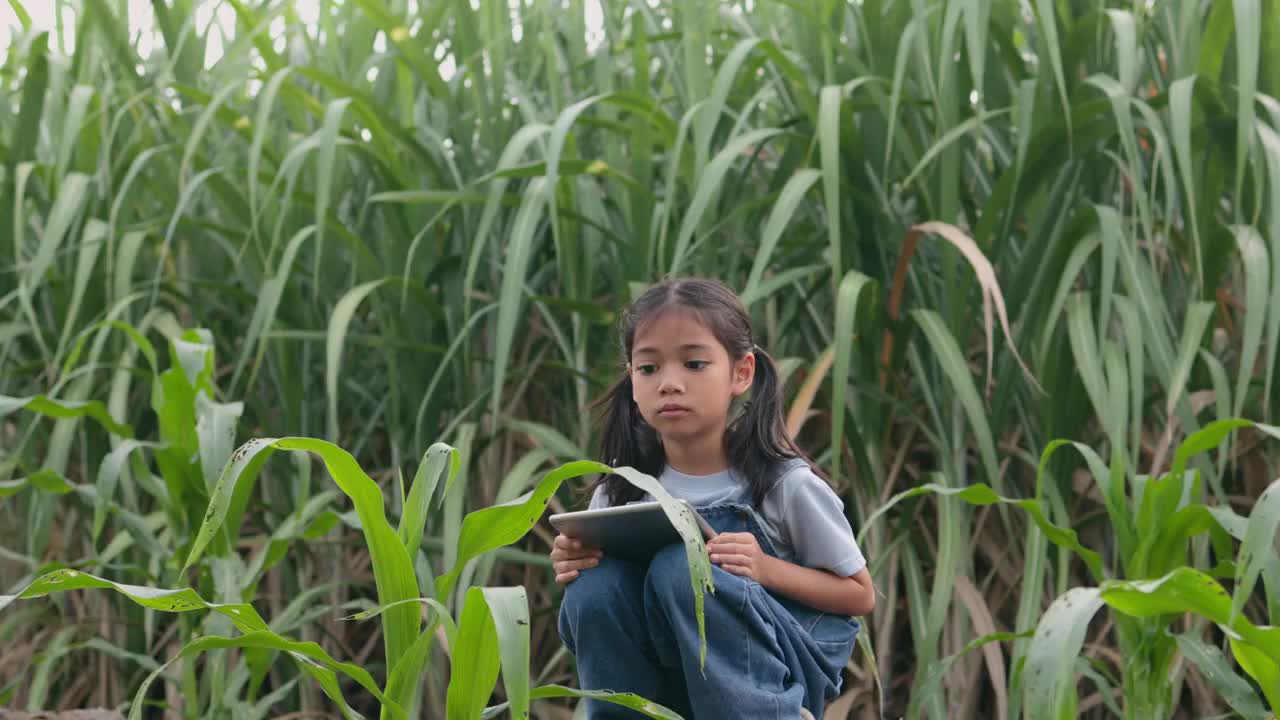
[628,308,754,444]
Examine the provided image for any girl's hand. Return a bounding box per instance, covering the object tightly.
[550,533,602,585]
[707,532,772,583]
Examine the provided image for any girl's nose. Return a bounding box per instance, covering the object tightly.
[658,373,682,394]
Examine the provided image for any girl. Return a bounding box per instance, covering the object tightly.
[552,278,875,720]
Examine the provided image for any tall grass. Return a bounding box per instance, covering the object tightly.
[2,0,1279,716]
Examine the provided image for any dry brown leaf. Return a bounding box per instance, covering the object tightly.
[787,347,835,438]
[1150,389,1218,474]
[906,222,1043,398]
[823,685,861,719]
[953,575,1008,720]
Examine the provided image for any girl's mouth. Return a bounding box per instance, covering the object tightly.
[658,405,690,417]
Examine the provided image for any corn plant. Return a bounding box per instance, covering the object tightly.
[2,424,707,719]
[868,418,1280,718]
[0,319,321,714]
[0,317,716,717]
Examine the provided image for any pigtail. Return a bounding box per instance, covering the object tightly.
[590,372,663,506]
[727,345,821,507]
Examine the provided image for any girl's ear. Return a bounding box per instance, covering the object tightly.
[731,351,755,396]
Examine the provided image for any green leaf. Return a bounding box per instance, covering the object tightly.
[185,437,420,678]
[92,440,160,545]
[481,587,531,720]
[51,218,105,371]
[1169,76,1203,284]
[743,168,821,298]
[1233,0,1261,202]
[7,0,31,29]
[0,469,74,498]
[908,223,1041,396]
[241,491,343,593]
[313,97,353,291]
[1023,588,1105,720]
[1231,227,1269,418]
[399,443,459,560]
[1171,419,1280,484]
[830,271,877,486]
[436,460,609,600]
[909,630,1034,718]
[1165,302,1215,416]
[484,685,685,719]
[233,224,316,388]
[376,600,457,716]
[1230,638,1280,711]
[739,265,825,309]
[25,171,91,287]
[0,394,132,437]
[246,66,293,220]
[860,481,1103,581]
[608,466,716,670]
[0,568,268,632]
[127,631,397,720]
[1174,632,1271,719]
[1234,479,1280,623]
[490,179,547,426]
[505,419,586,460]
[1101,568,1280,666]
[912,310,1001,491]
[447,587,502,720]
[326,278,391,440]
[344,597,455,636]
[669,127,781,274]
[1031,0,1070,136]
[196,390,243,491]
[350,0,448,97]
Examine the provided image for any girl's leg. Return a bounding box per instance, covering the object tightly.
[558,556,682,719]
[642,544,808,720]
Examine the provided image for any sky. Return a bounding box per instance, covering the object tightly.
[1,1,606,65]
[0,0,249,63]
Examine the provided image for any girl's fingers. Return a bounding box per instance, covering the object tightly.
[571,557,599,571]
[708,535,756,550]
[550,547,602,563]
[555,570,578,584]
[554,557,600,575]
[555,535,599,553]
[710,553,752,566]
[706,540,752,550]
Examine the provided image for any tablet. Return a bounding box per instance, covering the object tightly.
[549,500,717,562]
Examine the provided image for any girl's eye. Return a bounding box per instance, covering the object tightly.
[685,361,709,371]
[635,365,657,376]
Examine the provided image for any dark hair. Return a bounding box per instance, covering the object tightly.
[591,277,817,508]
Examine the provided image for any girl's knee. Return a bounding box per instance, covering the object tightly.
[560,557,643,619]
[559,558,647,654]
[644,544,691,599]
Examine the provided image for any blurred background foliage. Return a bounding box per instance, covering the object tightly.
[1,0,1279,716]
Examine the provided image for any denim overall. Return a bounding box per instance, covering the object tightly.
[558,502,860,719]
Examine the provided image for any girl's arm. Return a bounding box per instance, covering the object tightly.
[708,532,875,616]
[758,556,875,617]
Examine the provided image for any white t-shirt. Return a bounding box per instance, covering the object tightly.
[589,458,867,577]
